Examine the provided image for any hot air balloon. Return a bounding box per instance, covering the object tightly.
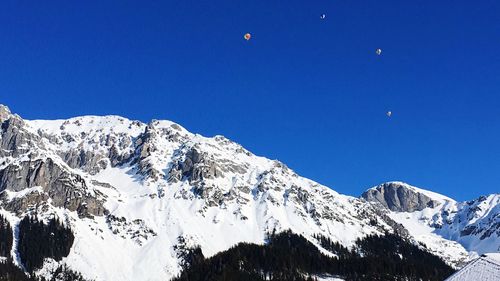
[376,48,382,55]
[320,14,326,20]
[244,33,251,41]
[386,111,392,117]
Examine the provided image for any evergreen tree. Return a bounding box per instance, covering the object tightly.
[0,214,13,257]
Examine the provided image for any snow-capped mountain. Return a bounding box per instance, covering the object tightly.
[0,104,498,280]
[0,105,403,280]
[362,182,500,265]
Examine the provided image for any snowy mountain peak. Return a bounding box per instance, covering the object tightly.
[0,104,12,121]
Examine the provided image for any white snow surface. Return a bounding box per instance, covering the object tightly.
[311,274,345,281]
[485,253,500,263]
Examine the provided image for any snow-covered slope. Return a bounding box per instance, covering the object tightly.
[362,182,500,266]
[0,105,402,281]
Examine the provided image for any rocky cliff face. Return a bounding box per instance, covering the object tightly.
[0,158,106,218]
[0,107,107,218]
[361,182,442,212]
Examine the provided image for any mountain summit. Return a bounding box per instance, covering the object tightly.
[361,181,455,212]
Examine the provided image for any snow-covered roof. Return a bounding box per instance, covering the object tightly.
[445,253,500,280]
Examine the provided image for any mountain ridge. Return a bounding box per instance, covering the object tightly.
[0,104,497,280]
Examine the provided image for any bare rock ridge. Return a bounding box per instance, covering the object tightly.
[361,181,441,212]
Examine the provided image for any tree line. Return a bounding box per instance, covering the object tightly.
[173,230,455,281]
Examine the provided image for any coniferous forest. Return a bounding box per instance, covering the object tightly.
[0,214,36,281]
[0,214,84,281]
[174,230,455,281]
[0,214,13,258]
[18,215,74,273]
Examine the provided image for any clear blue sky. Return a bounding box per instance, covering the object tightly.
[1,1,499,200]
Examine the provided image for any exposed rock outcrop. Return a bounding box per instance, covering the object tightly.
[0,158,106,218]
[1,109,41,159]
[361,182,441,212]
[0,105,12,122]
[169,147,220,183]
